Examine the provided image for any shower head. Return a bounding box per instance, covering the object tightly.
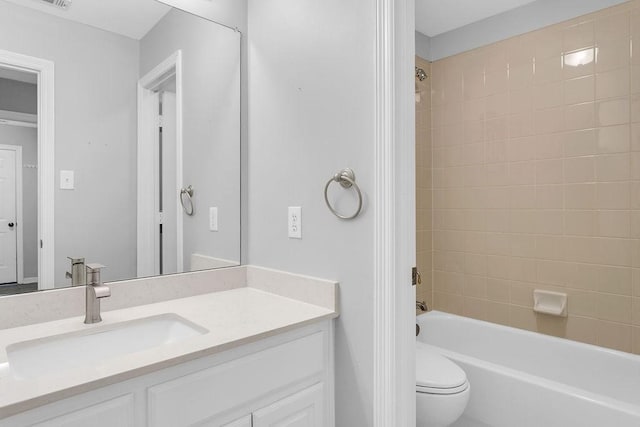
[415,67,427,81]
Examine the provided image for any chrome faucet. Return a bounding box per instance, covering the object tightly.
[84,264,110,324]
[416,300,428,312]
[66,257,86,286]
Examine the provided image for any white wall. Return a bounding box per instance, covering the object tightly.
[158,0,249,264]
[140,8,241,268]
[429,0,629,60]
[0,0,139,286]
[0,124,37,279]
[247,0,377,424]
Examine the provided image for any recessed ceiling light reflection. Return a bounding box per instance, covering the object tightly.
[563,48,595,67]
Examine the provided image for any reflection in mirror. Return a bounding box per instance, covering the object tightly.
[0,0,241,296]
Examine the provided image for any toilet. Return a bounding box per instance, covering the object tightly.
[416,342,470,427]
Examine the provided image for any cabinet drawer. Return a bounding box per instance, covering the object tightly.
[148,331,325,427]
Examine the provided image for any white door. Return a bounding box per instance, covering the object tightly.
[0,149,17,284]
[252,384,324,427]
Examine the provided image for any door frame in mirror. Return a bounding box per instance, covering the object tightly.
[137,50,184,277]
[0,49,55,290]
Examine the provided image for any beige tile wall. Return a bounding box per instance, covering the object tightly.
[429,1,640,354]
[416,57,432,309]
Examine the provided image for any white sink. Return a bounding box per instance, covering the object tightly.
[6,314,208,380]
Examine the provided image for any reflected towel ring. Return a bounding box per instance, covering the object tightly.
[180,185,195,216]
[324,168,363,220]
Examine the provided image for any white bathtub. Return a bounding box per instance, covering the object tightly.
[416,311,640,427]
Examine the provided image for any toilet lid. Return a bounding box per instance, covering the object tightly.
[416,342,467,392]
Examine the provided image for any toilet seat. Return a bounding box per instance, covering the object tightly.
[416,342,469,395]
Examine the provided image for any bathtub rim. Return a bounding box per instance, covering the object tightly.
[416,310,640,418]
[417,310,639,362]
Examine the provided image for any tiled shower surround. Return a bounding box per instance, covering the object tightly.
[426,1,640,353]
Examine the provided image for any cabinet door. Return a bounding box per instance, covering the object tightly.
[252,384,323,427]
[31,394,135,427]
[220,415,252,427]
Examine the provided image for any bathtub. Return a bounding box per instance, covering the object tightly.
[416,311,640,427]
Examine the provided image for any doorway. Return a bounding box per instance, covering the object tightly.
[0,49,54,291]
[137,51,183,277]
[0,63,39,292]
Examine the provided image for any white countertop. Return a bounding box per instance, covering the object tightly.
[0,286,337,418]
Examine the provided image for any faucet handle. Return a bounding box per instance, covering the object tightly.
[67,256,85,264]
[86,263,106,286]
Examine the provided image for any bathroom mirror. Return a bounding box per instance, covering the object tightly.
[0,0,241,295]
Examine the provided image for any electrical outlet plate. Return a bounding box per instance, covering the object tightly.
[60,170,74,190]
[288,207,301,239]
[209,207,218,231]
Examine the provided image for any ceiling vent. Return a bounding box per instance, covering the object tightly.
[41,0,71,9]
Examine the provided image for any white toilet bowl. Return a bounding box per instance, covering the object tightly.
[416,342,470,427]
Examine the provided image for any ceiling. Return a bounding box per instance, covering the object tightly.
[6,0,540,41]
[416,0,538,37]
[3,0,172,40]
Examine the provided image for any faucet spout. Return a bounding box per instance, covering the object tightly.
[93,284,111,299]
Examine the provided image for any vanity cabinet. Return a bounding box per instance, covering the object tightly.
[0,322,333,427]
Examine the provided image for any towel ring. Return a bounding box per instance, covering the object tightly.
[180,185,194,216]
[324,168,363,220]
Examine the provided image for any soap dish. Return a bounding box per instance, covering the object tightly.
[533,290,567,317]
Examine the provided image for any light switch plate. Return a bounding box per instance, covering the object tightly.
[288,207,302,239]
[209,207,218,231]
[60,170,74,190]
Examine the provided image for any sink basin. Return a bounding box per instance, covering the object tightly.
[6,314,208,380]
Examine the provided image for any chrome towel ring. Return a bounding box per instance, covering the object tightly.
[180,185,195,216]
[324,168,363,220]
